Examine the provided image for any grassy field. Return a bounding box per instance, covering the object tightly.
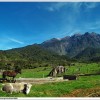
[0,62,100,97]
[15,62,100,78]
[0,75,100,97]
[16,67,52,78]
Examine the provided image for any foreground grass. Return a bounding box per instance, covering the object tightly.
[0,75,100,97]
[0,62,100,97]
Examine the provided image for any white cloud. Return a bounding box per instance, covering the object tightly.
[40,2,100,37]
[45,2,68,12]
[54,2,68,10]
[44,2,99,12]
[8,38,24,44]
[84,2,98,9]
[44,2,84,12]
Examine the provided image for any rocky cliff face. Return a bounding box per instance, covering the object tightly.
[41,32,100,58]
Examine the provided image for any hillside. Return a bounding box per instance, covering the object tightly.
[0,44,68,69]
[74,47,100,61]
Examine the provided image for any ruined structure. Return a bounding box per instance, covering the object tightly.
[48,66,66,77]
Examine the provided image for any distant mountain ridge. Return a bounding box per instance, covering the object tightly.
[41,32,100,58]
[0,32,100,64]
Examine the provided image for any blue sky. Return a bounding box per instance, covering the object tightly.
[0,2,100,50]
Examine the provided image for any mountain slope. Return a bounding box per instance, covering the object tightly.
[74,47,100,61]
[0,44,68,68]
[41,32,100,58]
[6,44,64,61]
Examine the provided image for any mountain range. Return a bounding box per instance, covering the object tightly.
[41,32,100,59]
[0,32,100,68]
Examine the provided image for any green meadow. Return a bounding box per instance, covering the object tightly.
[0,62,100,97]
[0,75,100,97]
[16,62,100,78]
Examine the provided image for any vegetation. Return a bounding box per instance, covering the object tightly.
[0,45,69,70]
[0,62,100,97]
[0,62,99,78]
[0,75,100,97]
[17,63,100,78]
[75,47,100,62]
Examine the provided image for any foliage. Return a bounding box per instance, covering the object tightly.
[0,45,69,69]
[75,47,100,62]
[0,75,100,97]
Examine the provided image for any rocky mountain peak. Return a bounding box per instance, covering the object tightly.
[41,32,100,57]
[72,33,82,37]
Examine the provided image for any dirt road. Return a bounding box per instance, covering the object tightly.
[16,77,68,84]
